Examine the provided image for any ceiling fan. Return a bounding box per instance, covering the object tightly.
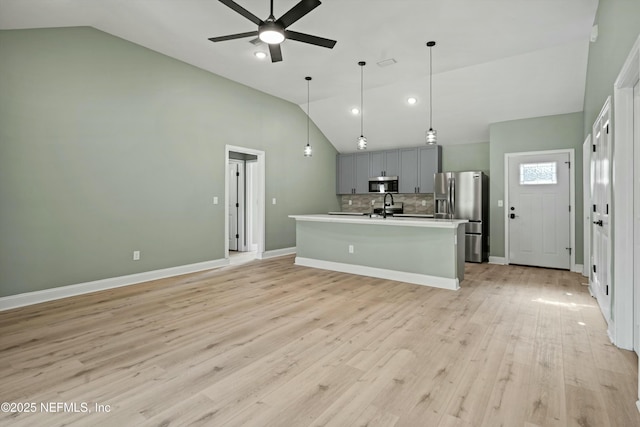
[208,0,337,62]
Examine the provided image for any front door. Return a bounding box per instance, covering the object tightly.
[508,152,571,269]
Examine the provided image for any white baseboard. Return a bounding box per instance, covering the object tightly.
[294,257,459,291]
[572,264,584,274]
[636,399,640,414]
[0,258,229,311]
[259,247,296,260]
[489,256,507,265]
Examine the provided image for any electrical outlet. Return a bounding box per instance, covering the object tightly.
[272,198,277,205]
[498,200,504,207]
[349,200,352,205]
[422,200,427,206]
[213,196,218,205]
[133,250,141,261]
[348,245,354,254]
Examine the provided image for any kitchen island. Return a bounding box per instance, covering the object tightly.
[288,214,468,290]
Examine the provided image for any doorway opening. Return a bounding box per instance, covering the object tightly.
[225,145,265,263]
[504,149,575,270]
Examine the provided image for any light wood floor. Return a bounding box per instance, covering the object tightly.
[1,256,639,426]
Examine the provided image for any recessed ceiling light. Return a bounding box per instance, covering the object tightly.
[351,107,360,115]
[407,97,418,105]
[254,51,267,59]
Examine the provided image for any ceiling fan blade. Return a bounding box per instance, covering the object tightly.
[285,30,336,49]
[276,0,321,28]
[218,0,263,26]
[208,31,259,42]
[269,43,283,62]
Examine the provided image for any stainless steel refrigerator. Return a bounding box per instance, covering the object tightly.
[434,171,488,263]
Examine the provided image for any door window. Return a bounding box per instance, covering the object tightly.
[519,162,557,185]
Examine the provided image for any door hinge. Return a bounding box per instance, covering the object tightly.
[592,144,596,152]
[236,171,240,177]
[606,124,609,134]
[606,204,609,215]
[565,161,571,169]
[235,233,239,239]
[606,285,609,295]
[235,202,239,208]
[593,264,597,273]
[593,204,597,213]
[566,247,572,255]
[568,205,571,212]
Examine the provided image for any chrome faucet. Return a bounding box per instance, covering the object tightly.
[382,192,394,218]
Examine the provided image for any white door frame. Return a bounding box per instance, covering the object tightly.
[504,149,576,271]
[225,145,265,259]
[612,34,640,411]
[582,134,592,278]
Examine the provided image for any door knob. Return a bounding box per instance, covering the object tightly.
[510,213,517,219]
[593,220,603,226]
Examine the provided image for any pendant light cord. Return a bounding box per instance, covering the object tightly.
[429,45,433,129]
[360,63,364,136]
[307,78,310,143]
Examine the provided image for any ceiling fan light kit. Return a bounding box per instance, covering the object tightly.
[209,0,337,63]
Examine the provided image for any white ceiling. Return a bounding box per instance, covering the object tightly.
[0,0,599,153]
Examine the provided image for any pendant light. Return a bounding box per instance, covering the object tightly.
[426,41,437,145]
[356,61,367,150]
[303,76,313,157]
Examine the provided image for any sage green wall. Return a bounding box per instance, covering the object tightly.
[583,0,640,137]
[489,112,585,262]
[442,142,490,176]
[0,27,340,298]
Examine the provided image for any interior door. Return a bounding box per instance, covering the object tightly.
[591,100,612,318]
[228,160,245,252]
[508,152,570,269]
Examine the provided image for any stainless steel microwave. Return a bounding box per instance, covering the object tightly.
[368,176,399,193]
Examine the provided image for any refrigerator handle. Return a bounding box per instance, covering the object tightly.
[449,177,455,217]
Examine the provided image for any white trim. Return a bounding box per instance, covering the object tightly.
[294,256,460,291]
[636,400,640,414]
[613,33,640,367]
[259,247,297,259]
[504,149,576,271]
[582,134,592,278]
[225,145,266,262]
[0,258,229,311]
[572,264,584,274]
[489,256,507,265]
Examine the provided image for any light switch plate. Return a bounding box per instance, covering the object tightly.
[272,198,277,205]
[213,196,218,205]
[498,200,504,207]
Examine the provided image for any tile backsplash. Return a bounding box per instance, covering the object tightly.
[340,193,434,214]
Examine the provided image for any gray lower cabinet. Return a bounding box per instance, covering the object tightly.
[398,146,441,194]
[336,152,370,194]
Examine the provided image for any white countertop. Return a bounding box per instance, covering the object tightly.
[289,214,468,229]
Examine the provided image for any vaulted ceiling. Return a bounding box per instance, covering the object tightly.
[0,0,599,152]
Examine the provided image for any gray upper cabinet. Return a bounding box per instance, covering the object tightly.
[369,149,399,177]
[399,148,419,193]
[338,146,439,194]
[418,145,442,194]
[337,154,355,194]
[336,152,370,194]
[398,146,442,194]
